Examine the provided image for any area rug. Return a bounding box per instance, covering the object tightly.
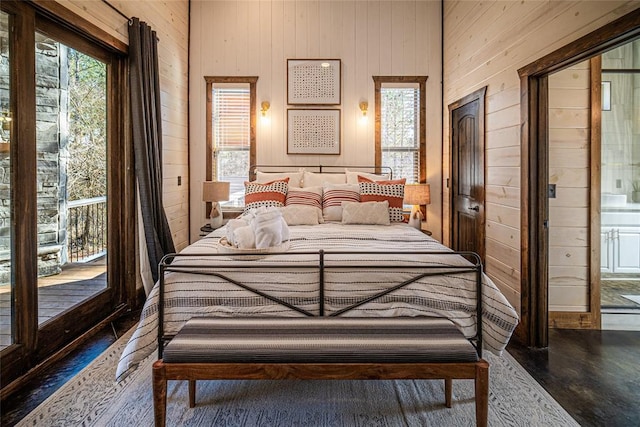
[18,327,579,427]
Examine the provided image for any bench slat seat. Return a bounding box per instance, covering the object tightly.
[163,317,479,364]
[153,317,489,427]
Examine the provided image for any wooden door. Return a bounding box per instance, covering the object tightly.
[450,87,486,263]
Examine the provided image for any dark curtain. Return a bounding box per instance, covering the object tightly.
[129,17,175,282]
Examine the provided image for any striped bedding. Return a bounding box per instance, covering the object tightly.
[116,223,518,381]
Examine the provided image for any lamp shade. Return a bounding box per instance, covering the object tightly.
[202,181,230,202]
[404,183,431,205]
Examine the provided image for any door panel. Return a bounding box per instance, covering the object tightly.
[1,0,131,388]
[450,88,486,263]
[35,31,108,327]
[0,9,13,351]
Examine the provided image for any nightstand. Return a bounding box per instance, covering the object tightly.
[200,219,228,237]
[200,224,214,236]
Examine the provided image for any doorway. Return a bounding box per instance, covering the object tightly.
[519,8,640,346]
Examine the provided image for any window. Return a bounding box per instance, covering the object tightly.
[373,77,427,184]
[205,77,257,208]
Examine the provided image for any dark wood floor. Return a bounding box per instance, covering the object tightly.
[1,322,638,426]
[508,328,640,427]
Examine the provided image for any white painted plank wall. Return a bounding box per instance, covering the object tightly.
[443,0,640,315]
[548,61,591,312]
[189,0,442,243]
[54,0,191,251]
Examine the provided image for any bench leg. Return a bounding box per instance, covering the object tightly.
[444,378,452,408]
[152,360,168,427]
[189,380,196,408]
[475,360,489,427]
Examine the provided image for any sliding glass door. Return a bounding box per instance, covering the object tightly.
[0,0,131,386]
[0,9,14,351]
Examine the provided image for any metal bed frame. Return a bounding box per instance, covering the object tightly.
[249,164,394,180]
[157,250,484,360]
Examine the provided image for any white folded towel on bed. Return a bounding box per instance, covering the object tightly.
[250,208,289,249]
[233,225,256,249]
[226,218,249,245]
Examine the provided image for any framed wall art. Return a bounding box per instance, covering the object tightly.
[287,59,341,105]
[287,109,340,155]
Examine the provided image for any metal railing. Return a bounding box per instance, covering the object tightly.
[67,196,107,262]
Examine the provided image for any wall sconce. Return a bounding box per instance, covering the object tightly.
[261,101,270,117]
[359,101,368,117]
[260,101,271,124]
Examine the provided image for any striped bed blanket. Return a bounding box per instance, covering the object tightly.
[116,223,518,381]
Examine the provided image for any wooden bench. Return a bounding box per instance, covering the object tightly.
[152,317,489,427]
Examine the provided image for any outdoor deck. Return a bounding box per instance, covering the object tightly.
[0,260,106,349]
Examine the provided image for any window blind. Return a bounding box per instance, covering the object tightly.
[381,87,420,183]
[213,87,250,150]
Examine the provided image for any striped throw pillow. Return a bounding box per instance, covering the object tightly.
[322,183,360,221]
[285,186,322,210]
[358,176,406,222]
[244,178,289,212]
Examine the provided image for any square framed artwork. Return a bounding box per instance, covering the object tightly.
[287,59,341,105]
[287,109,341,155]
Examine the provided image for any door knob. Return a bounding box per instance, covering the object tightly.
[468,206,480,212]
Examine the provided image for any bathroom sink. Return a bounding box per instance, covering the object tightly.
[601,193,627,207]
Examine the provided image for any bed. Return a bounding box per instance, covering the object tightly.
[116,221,519,381]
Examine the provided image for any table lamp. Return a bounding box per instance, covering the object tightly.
[403,183,431,229]
[202,181,230,228]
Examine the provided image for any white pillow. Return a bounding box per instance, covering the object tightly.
[256,170,303,187]
[280,205,323,225]
[303,171,345,187]
[322,183,359,221]
[345,169,391,184]
[341,201,390,225]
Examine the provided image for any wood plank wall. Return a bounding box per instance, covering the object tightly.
[443,0,640,315]
[548,61,591,312]
[53,0,191,252]
[189,0,442,242]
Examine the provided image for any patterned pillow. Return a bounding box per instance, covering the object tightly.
[285,186,324,223]
[285,186,323,211]
[358,176,406,222]
[341,201,390,225]
[322,183,360,221]
[280,205,323,225]
[244,178,289,212]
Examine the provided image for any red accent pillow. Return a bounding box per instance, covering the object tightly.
[244,178,289,211]
[357,176,406,222]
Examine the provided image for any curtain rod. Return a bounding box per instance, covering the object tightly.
[101,0,130,22]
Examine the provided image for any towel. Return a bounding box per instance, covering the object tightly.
[226,218,249,245]
[250,208,288,249]
[233,225,256,249]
